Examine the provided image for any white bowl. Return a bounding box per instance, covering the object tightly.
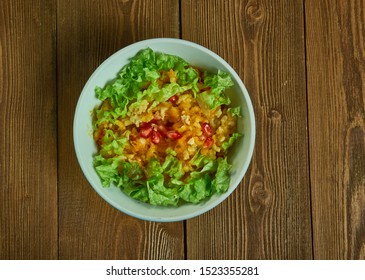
[73,38,255,222]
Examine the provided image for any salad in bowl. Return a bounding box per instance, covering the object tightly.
[93,48,241,206]
[74,38,255,221]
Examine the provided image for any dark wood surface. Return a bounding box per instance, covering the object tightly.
[1,0,364,260]
[305,0,365,259]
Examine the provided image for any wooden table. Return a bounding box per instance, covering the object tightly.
[1,0,364,260]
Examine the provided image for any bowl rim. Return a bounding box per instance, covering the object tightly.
[73,38,256,222]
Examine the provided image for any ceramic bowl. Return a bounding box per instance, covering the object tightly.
[73,38,255,222]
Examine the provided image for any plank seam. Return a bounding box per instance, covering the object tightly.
[55,0,60,260]
[303,0,315,260]
[179,0,183,39]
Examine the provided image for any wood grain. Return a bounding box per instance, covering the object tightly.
[1,0,364,261]
[181,0,312,259]
[305,0,365,259]
[0,0,58,259]
[57,0,184,259]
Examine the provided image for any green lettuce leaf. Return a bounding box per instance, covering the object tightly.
[189,152,217,178]
[145,82,191,103]
[145,158,163,177]
[155,52,188,70]
[94,154,149,203]
[179,173,212,204]
[177,67,200,93]
[99,130,130,157]
[119,161,144,183]
[116,161,150,204]
[95,82,131,113]
[145,156,183,206]
[162,152,184,180]
[93,155,120,187]
[93,105,129,129]
[222,132,242,151]
[147,174,179,206]
[227,106,241,117]
[196,90,230,110]
[123,185,149,203]
[190,152,211,168]
[95,48,159,115]
[204,70,234,94]
[212,157,231,193]
[197,70,234,109]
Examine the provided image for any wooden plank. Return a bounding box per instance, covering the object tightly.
[57,0,184,259]
[181,0,312,259]
[305,0,365,259]
[0,0,58,259]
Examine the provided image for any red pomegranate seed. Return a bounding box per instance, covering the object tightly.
[168,95,178,103]
[166,130,182,140]
[139,123,153,138]
[204,137,214,148]
[151,130,161,144]
[201,122,212,136]
[156,124,168,137]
